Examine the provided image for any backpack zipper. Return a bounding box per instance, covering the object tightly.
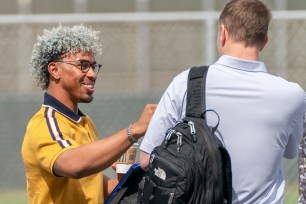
[188,121,197,142]
[150,154,156,164]
[168,193,174,204]
[164,129,176,148]
[176,132,182,152]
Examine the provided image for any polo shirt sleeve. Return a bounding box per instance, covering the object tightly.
[284,87,306,159]
[29,117,78,175]
[140,69,189,154]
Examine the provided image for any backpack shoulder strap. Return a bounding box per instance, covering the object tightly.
[186,66,209,118]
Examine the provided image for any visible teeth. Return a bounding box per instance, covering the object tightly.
[84,84,94,88]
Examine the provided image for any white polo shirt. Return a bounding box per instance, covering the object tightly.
[140,55,306,204]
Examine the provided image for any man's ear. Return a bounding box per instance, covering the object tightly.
[260,36,268,51]
[48,62,60,80]
[219,24,227,47]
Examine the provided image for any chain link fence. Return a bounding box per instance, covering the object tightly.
[0,11,305,203]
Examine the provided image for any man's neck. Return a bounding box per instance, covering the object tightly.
[220,41,260,61]
[46,89,78,114]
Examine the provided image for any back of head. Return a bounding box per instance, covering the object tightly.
[219,0,271,48]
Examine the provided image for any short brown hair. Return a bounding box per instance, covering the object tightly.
[219,0,272,47]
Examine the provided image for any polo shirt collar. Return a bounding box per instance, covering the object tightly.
[42,92,85,123]
[216,55,268,73]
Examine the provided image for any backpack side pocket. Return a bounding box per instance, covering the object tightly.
[142,147,192,203]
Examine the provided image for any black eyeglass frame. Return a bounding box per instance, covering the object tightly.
[55,59,102,74]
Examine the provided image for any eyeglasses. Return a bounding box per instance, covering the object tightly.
[55,59,102,74]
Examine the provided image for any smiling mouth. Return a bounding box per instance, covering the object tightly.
[82,83,95,92]
[83,84,94,89]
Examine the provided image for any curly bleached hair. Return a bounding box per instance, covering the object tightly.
[30,24,102,90]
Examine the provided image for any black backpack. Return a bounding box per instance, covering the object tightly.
[141,66,232,204]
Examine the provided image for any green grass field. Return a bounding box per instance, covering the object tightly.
[285,184,298,203]
[0,189,27,204]
[0,185,299,204]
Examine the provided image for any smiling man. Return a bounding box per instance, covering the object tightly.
[21,24,156,204]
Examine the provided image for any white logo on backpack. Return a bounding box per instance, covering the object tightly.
[154,167,166,180]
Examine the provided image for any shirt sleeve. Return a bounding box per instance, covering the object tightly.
[283,86,306,159]
[140,69,189,154]
[30,117,79,175]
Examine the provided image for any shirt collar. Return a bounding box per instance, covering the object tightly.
[215,55,268,73]
[42,92,85,123]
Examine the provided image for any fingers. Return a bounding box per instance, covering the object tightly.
[111,162,117,170]
[130,104,157,140]
[140,103,157,127]
[143,104,158,121]
[146,104,158,113]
